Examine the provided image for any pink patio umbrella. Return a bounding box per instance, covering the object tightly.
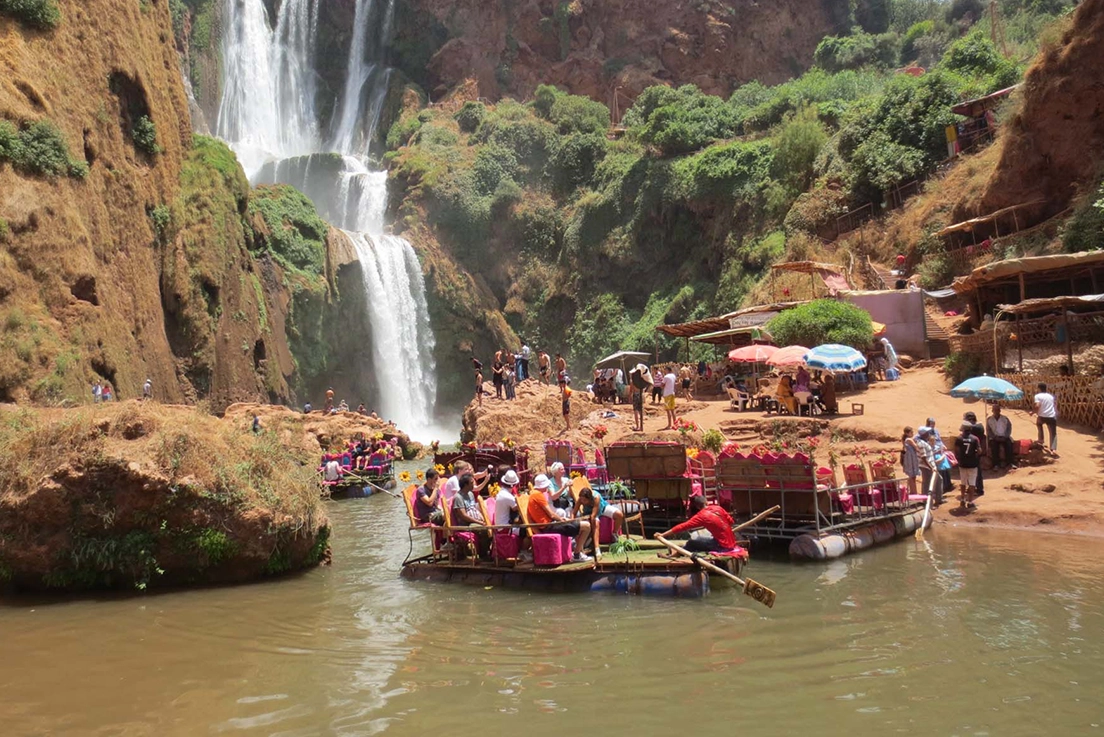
[767,345,811,368]
[727,344,779,363]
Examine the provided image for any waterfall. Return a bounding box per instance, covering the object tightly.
[216,0,441,435]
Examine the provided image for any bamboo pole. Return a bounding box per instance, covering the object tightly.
[731,505,780,533]
[1062,309,1074,374]
[655,535,776,608]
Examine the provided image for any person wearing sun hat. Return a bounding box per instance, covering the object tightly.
[528,474,591,562]
[495,469,521,526]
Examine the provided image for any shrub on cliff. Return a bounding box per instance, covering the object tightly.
[0,0,61,29]
[532,84,609,135]
[766,299,875,350]
[814,29,901,72]
[0,119,87,178]
[625,84,740,155]
[248,185,327,275]
[132,115,161,155]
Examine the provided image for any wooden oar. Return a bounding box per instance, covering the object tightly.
[655,535,776,608]
[731,505,780,533]
[915,492,933,539]
[362,479,400,498]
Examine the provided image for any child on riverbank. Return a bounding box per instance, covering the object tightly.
[562,381,573,430]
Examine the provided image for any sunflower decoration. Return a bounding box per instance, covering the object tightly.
[399,471,411,483]
[434,463,446,475]
[489,483,501,496]
[569,471,582,480]
[416,470,425,481]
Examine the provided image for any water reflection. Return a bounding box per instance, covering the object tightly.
[3,489,1104,736]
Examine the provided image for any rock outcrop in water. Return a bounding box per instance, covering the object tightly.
[0,402,330,592]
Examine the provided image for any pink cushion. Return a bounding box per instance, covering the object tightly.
[599,516,614,544]
[451,531,476,545]
[561,534,573,559]
[494,532,520,559]
[832,492,854,514]
[533,534,566,566]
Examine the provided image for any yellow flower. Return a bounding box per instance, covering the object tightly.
[434,464,446,475]
[416,470,425,481]
[399,471,411,483]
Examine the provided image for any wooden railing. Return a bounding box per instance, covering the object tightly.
[995,373,1104,431]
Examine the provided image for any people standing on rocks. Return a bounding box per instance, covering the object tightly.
[142,378,152,401]
[986,405,1014,469]
[561,380,573,431]
[1031,382,1058,454]
[252,415,261,434]
[357,403,366,415]
[662,367,677,430]
[92,381,102,403]
[492,356,505,399]
[555,353,567,386]
[304,402,312,413]
[629,363,648,433]
[954,421,981,510]
[538,351,551,384]
[325,387,335,413]
[504,365,516,400]
[475,365,484,407]
[102,383,114,402]
[520,343,531,381]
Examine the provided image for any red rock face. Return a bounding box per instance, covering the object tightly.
[969,0,1104,222]
[403,0,840,105]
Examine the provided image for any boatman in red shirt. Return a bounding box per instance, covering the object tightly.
[655,495,736,553]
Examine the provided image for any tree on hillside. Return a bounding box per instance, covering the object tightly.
[766,299,875,350]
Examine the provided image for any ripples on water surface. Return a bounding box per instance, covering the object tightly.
[3,491,1104,736]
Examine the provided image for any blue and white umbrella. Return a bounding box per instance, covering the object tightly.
[803,344,867,372]
[950,375,1024,402]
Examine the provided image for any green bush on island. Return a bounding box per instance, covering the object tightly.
[766,299,875,350]
[0,0,61,29]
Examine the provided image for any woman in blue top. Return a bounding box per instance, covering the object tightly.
[574,486,625,544]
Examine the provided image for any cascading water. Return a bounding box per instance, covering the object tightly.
[216,0,440,436]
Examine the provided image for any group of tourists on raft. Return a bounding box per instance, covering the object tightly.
[410,460,739,564]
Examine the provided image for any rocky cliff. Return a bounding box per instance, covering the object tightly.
[395,0,843,105]
[0,0,367,410]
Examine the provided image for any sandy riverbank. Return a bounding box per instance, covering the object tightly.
[462,367,1104,536]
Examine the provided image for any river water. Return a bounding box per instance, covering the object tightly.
[3,493,1103,736]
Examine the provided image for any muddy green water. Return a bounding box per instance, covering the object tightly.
[3,493,1104,736]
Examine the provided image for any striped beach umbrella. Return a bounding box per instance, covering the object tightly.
[804,344,867,372]
[950,375,1024,402]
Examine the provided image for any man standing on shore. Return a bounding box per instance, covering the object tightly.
[538,351,551,384]
[520,343,531,382]
[662,366,677,430]
[1031,382,1058,454]
[629,363,649,432]
[986,405,1014,469]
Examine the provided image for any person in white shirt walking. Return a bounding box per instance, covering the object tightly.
[662,368,678,430]
[1031,382,1058,454]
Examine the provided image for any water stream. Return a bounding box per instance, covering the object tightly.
[216,0,438,435]
[3,492,1103,735]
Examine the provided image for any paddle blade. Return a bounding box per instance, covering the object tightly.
[743,578,776,608]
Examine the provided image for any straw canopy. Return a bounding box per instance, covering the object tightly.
[728,344,778,363]
[804,344,867,372]
[767,345,810,367]
[949,376,1025,402]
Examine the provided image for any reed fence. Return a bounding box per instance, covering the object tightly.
[995,373,1104,431]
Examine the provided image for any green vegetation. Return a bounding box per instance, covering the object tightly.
[766,299,875,350]
[1060,179,1104,254]
[944,350,987,384]
[132,115,161,155]
[0,119,87,179]
[387,4,1071,377]
[0,0,60,29]
[248,185,328,275]
[700,428,726,454]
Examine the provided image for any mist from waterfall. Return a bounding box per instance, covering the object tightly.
[216,0,441,437]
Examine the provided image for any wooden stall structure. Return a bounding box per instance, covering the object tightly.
[948,251,1104,367]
